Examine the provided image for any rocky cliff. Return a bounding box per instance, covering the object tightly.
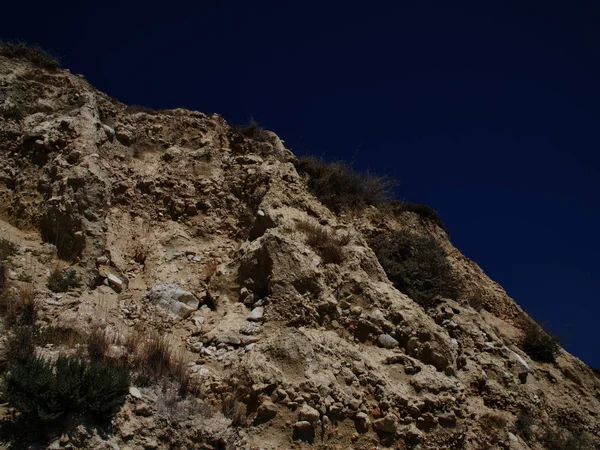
[0,49,598,449]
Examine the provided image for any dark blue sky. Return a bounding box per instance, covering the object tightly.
[2,1,599,367]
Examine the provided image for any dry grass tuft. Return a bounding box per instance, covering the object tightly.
[202,260,219,282]
[296,220,351,265]
[480,412,508,431]
[132,224,152,265]
[134,333,197,396]
[0,285,37,327]
[87,327,113,362]
[222,387,248,426]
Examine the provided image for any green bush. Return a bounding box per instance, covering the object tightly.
[4,354,129,423]
[371,230,459,308]
[6,326,36,364]
[0,41,59,70]
[521,319,559,363]
[47,266,80,293]
[294,157,395,214]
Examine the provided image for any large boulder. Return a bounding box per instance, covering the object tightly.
[146,283,200,320]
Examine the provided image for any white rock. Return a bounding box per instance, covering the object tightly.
[378,334,399,349]
[247,306,264,322]
[129,387,143,399]
[146,283,200,320]
[107,273,124,292]
[511,349,530,371]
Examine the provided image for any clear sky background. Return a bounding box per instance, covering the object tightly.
[2,1,599,367]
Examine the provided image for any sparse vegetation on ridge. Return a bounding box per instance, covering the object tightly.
[230,119,271,142]
[294,156,396,213]
[0,41,59,70]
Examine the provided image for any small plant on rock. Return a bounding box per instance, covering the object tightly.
[296,220,350,265]
[47,264,80,293]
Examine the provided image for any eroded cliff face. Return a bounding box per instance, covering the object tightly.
[0,54,598,450]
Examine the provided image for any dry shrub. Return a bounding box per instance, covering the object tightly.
[125,104,159,115]
[521,319,559,363]
[155,386,215,423]
[294,156,396,214]
[371,230,460,308]
[296,220,351,265]
[230,119,271,142]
